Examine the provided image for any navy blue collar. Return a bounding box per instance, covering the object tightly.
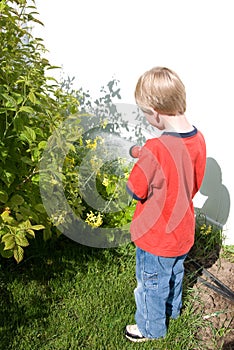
[162,126,197,138]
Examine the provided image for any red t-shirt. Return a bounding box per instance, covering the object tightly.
[127,127,206,257]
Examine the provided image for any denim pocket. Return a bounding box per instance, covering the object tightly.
[143,272,158,289]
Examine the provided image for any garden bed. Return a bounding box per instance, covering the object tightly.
[186,251,234,349]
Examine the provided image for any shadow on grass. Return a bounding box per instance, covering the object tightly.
[0,233,127,350]
[0,282,50,349]
[184,210,224,290]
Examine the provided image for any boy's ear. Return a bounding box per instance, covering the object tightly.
[151,108,160,122]
[155,112,160,123]
[148,107,156,115]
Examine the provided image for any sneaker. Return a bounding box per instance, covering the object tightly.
[125,324,148,342]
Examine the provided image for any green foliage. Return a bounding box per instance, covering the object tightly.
[188,209,224,266]
[0,0,136,262]
[0,0,80,262]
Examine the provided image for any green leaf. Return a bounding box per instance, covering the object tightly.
[13,245,24,263]
[0,243,13,259]
[20,126,36,144]
[26,229,35,238]
[2,233,16,250]
[1,170,15,187]
[28,90,37,104]
[15,232,29,247]
[19,106,35,114]
[0,2,6,12]
[10,194,24,206]
[1,210,15,224]
[43,227,52,241]
[18,219,32,229]
[47,66,61,70]
[15,213,24,222]
[30,224,45,230]
[34,203,46,213]
[12,92,24,105]
[0,190,8,203]
[21,156,34,166]
[0,147,8,161]
[31,174,40,184]
[1,93,17,108]
[18,206,38,222]
[38,141,47,150]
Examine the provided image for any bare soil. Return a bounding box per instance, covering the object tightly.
[187,254,234,349]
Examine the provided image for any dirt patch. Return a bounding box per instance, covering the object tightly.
[189,256,234,349]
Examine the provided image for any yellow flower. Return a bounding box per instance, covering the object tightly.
[86,139,96,149]
[85,211,103,228]
[102,119,108,129]
[85,136,104,150]
[51,210,67,226]
[200,224,212,235]
[102,176,109,187]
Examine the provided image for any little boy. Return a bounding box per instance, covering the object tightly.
[125,66,206,342]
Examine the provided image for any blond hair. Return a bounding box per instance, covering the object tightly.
[135,66,186,115]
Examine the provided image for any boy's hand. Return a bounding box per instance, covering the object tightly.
[129,145,142,158]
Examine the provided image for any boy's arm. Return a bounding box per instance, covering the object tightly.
[127,145,157,201]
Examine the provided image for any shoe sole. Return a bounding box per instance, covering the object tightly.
[125,331,149,343]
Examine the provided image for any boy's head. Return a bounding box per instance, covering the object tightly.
[135,67,186,116]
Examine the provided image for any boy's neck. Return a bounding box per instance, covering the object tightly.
[162,114,194,133]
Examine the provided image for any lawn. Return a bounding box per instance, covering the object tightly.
[0,233,232,350]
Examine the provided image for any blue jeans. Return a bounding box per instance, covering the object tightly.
[134,247,187,339]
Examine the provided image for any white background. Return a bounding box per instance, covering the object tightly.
[34,0,234,244]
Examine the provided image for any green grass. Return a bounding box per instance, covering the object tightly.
[221,245,234,263]
[0,234,232,350]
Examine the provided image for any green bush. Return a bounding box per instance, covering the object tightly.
[0,0,136,262]
[0,0,81,262]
